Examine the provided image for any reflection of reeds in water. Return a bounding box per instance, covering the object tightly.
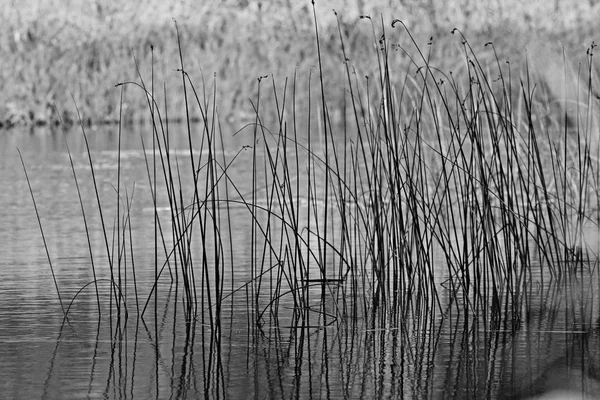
[502,342,600,399]
[18,4,600,399]
[498,274,600,399]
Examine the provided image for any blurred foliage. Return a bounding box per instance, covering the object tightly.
[1,0,599,127]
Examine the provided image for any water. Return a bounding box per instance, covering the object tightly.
[2,125,600,399]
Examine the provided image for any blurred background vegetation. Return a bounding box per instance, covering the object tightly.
[1,0,599,128]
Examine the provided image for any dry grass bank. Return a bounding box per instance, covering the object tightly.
[1,0,598,128]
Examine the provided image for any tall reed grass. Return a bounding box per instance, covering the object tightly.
[22,3,600,358]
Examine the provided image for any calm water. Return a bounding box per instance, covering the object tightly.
[2,125,600,399]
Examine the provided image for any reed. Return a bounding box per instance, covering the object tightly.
[23,11,598,323]
[21,6,600,398]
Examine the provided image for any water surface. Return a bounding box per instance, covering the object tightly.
[2,125,600,399]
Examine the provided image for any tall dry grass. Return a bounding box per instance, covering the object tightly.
[2,0,598,128]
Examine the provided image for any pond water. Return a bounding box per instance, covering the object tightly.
[2,124,600,399]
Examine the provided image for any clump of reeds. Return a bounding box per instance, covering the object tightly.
[22,5,600,340]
